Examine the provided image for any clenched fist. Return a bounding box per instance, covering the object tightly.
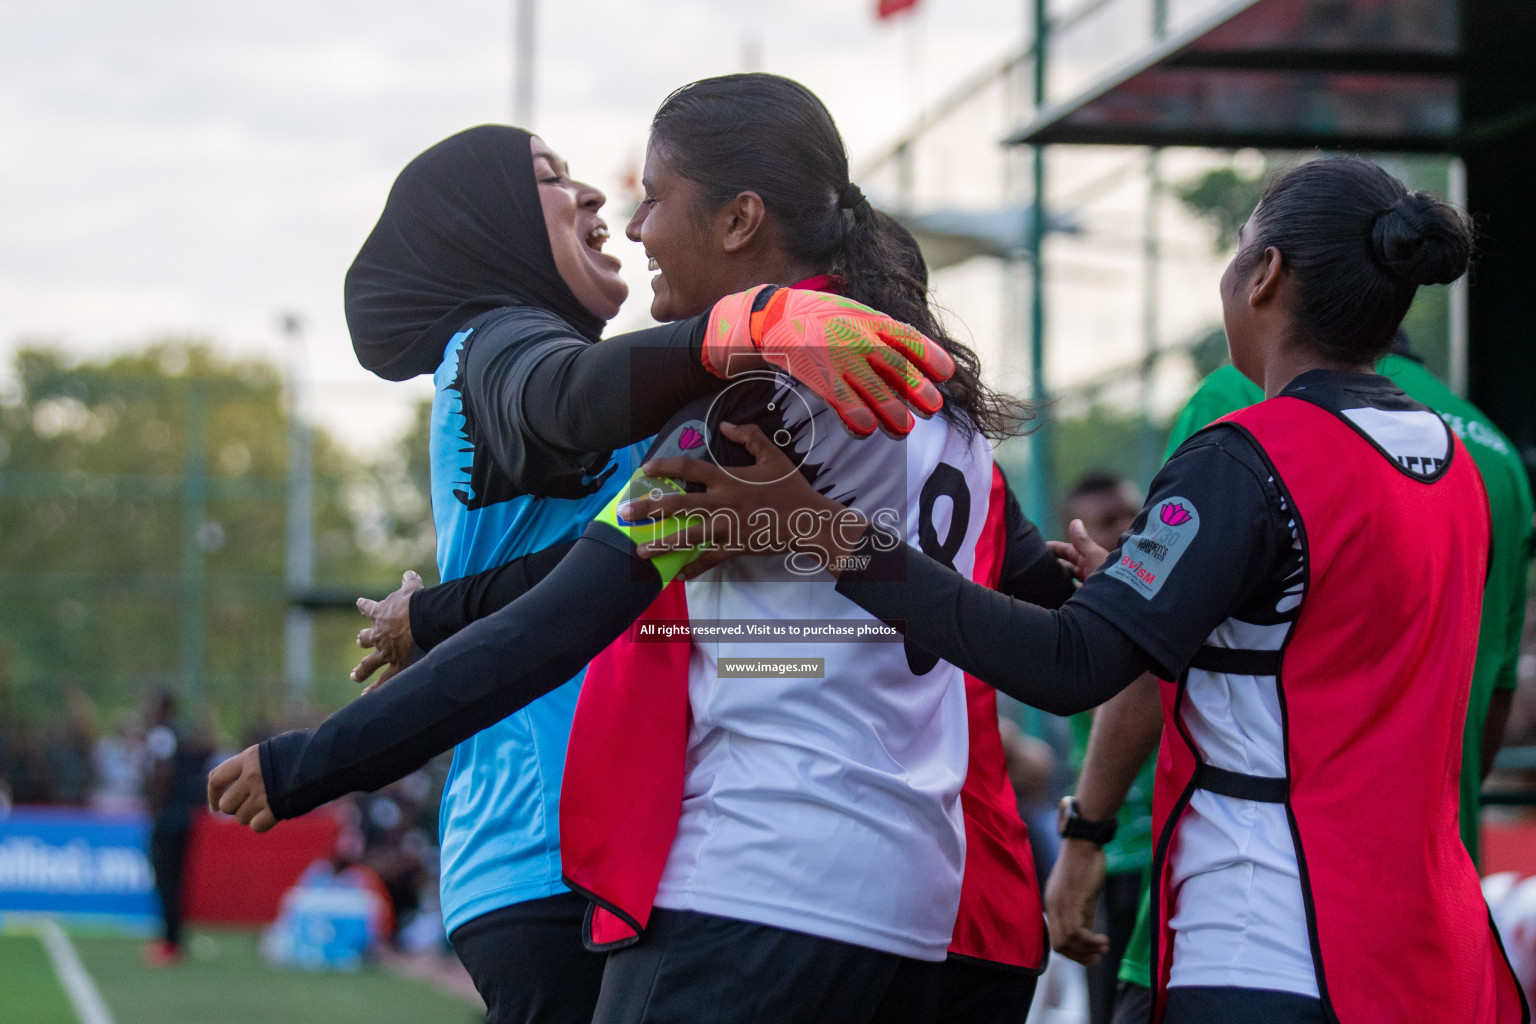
[206,746,276,833]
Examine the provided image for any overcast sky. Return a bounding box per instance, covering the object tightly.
[0,0,1031,448]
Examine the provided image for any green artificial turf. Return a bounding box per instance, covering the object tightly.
[70,929,480,1024]
[0,934,78,1024]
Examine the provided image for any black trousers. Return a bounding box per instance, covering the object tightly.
[931,956,1038,1024]
[1162,986,1327,1024]
[1087,871,1144,1024]
[593,908,921,1024]
[591,909,1039,1024]
[878,956,1039,1024]
[450,892,607,1024]
[1110,981,1153,1024]
[149,822,190,947]
[1112,980,1329,1024]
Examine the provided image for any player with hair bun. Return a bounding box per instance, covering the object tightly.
[636,156,1528,1024]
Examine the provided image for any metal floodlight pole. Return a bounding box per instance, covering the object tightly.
[281,313,314,712]
[1139,148,1163,487]
[1449,156,1468,398]
[513,0,536,127]
[1138,0,1170,485]
[1025,0,1052,532]
[1009,0,1054,744]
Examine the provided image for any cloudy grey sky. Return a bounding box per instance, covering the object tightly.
[0,0,1028,446]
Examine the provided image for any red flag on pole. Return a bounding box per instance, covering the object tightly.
[877,0,919,18]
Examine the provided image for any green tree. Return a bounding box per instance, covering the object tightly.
[997,408,1163,536]
[351,397,436,573]
[0,342,433,737]
[1175,165,1269,251]
[1175,153,1456,380]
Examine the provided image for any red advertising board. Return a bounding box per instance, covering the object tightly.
[184,808,340,924]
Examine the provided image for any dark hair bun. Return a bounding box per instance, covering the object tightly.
[1370,192,1472,286]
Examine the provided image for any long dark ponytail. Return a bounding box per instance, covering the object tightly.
[649,73,1030,440]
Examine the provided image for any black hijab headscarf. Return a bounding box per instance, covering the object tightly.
[345,125,606,381]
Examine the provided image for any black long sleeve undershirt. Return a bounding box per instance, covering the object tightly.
[464,316,715,486]
[261,478,1087,819]
[836,538,1151,716]
[259,528,661,821]
[995,480,1076,610]
[258,317,719,821]
[408,541,576,652]
[406,475,1077,651]
[518,316,715,452]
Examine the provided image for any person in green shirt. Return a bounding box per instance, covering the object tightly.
[1049,347,1533,1024]
[1057,472,1157,1024]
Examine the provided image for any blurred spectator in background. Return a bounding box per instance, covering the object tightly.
[143,689,214,967]
[0,722,9,814]
[261,815,395,972]
[333,811,397,940]
[352,771,436,945]
[1504,645,1536,749]
[1,713,54,805]
[1001,717,1062,888]
[1059,472,1141,551]
[42,687,98,806]
[92,708,146,814]
[1057,472,1153,1024]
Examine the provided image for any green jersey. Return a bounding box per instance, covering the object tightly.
[1118,358,1532,989]
[1383,357,1534,865]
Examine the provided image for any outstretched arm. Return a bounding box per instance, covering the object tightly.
[410,541,576,650]
[209,453,706,831]
[475,287,958,475]
[625,422,1283,715]
[835,542,1153,715]
[372,443,1073,682]
[266,530,664,822]
[621,423,1151,715]
[492,316,716,457]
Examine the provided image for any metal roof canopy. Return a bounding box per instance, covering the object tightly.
[893,207,1079,271]
[1006,0,1461,153]
[998,0,1536,476]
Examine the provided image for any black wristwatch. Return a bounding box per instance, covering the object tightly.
[1057,796,1117,845]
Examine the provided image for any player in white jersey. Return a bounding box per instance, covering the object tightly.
[212,74,1066,1024]
[656,404,987,959]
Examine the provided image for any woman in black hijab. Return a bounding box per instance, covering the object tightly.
[212,125,952,1024]
[345,125,943,451]
[346,127,614,381]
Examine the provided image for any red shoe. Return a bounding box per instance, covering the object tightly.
[141,941,182,968]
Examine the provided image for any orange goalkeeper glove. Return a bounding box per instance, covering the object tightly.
[701,286,955,438]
